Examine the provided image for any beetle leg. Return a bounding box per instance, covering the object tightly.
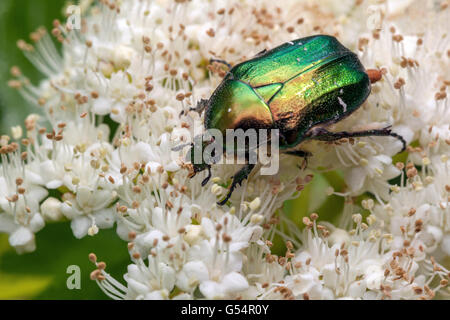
[209,58,232,70]
[201,165,212,187]
[217,163,255,206]
[285,150,312,170]
[306,126,407,152]
[189,162,209,179]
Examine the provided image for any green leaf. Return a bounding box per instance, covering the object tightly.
[0,222,129,299]
[283,170,347,224]
[0,273,52,299]
[283,176,312,222]
[0,234,12,256]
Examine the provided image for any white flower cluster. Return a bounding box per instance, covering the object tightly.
[2,0,449,299]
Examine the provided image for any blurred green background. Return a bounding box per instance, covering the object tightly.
[0,0,62,130]
[0,0,355,300]
[0,0,129,300]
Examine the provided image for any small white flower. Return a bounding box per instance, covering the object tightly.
[2,0,449,301]
[61,187,116,238]
[40,197,64,221]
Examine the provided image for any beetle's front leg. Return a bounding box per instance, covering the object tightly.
[202,166,212,186]
[217,163,255,206]
[306,126,407,152]
[188,163,212,185]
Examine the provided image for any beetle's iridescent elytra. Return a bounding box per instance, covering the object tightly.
[186,35,406,205]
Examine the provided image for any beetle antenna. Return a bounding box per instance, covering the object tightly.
[189,99,209,114]
[387,131,407,152]
[209,58,232,70]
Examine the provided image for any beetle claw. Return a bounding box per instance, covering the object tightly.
[295,158,309,170]
[285,150,311,170]
[187,170,196,179]
[217,164,255,206]
[201,166,212,187]
[217,195,230,206]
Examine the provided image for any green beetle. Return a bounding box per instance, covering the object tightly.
[184,35,406,205]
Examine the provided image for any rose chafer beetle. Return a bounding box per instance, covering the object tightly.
[184,35,406,205]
